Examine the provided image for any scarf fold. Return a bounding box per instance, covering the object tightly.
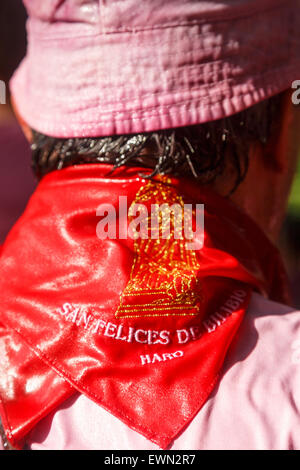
[0,164,290,449]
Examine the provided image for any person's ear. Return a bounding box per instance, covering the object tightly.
[263,89,299,174]
[11,96,33,143]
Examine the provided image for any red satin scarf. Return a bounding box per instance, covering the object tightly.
[0,164,290,449]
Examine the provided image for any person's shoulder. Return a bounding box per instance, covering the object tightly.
[248,291,299,318]
[247,291,300,342]
[226,291,300,375]
[184,293,300,450]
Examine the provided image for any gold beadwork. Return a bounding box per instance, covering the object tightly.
[115,177,203,318]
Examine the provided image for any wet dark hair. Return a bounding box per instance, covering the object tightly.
[31,93,283,193]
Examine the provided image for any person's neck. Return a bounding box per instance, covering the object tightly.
[211,147,294,246]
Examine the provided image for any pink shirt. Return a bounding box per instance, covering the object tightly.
[2,292,300,450]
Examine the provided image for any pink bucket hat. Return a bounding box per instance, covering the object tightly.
[10,0,300,138]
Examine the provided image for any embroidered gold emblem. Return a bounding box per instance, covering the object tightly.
[115,177,203,318]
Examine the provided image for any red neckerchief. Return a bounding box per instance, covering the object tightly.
[0,164,290,449]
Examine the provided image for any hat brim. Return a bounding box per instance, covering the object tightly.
[10,2,300,138]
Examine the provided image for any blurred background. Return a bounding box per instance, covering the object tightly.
[0,0,300,307]
[0,0,36,245]
[281,166,300,307]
